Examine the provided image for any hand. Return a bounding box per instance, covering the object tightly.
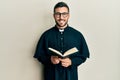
[59,58,72,67]
[51,56,60,64]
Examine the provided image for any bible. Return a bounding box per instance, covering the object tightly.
[48,47,79,58]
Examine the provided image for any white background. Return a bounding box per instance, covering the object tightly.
[0,0,120,80]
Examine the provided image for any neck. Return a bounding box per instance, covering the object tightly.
[56,24,68,29]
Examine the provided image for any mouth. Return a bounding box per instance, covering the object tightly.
[59,20,64,23]
[58,19,65,23]
[55,19,68,27]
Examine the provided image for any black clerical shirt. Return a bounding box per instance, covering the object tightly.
[34,25,90,80]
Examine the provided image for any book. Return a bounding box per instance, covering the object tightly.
[48,47,79,58]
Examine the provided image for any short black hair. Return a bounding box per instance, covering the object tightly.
[54,2,69,13]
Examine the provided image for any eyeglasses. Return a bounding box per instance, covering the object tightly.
[54,12,69,18]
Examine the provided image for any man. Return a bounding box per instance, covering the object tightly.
[34,2,90,80]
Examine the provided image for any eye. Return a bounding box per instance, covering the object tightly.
[54,12,60,15]
[62,13,69,15]
[54,12,69,18]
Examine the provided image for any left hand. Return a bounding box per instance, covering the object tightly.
[59,58,72,67]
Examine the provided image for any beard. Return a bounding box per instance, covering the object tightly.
[55,19,68,28]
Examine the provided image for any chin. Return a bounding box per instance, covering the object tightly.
[55,21,68,28]
[58,23,67,27]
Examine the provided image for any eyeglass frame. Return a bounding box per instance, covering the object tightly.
[54,12,69,18]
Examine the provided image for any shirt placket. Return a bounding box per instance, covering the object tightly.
[59,30,64,54]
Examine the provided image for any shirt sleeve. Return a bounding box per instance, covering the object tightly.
[33,33,51,65]
[69,34,90,67]
[69,52,87,67]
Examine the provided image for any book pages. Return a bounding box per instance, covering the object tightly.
[48,47,79,57]
[63,47,78,57]
[48,48,63,56]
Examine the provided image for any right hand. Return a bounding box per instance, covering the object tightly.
[51,56,60,64]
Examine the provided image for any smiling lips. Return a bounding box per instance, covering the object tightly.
[59,19,65,24]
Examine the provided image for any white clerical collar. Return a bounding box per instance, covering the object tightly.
[59,29,64,34]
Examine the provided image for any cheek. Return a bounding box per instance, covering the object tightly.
[64,18,68,22]
[54,17,59,21]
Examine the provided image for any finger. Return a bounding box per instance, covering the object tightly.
[58,58,62,61]
[60,59,66,62]
[55,59,60,63]
[62,63,68,67]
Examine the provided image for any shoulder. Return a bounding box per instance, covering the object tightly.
[41,26,56,37]
[68,26,83,36]
[68,26,88,44]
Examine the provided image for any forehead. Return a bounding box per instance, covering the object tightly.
[54,7,69,13]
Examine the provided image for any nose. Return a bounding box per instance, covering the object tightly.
[59,14,64,19]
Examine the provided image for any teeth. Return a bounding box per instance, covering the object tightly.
[60,20,64,23]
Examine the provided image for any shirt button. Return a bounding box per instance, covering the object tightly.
[61,38,63,40]
[60,51,63,53]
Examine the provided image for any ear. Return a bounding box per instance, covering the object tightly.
[68,13,70,19]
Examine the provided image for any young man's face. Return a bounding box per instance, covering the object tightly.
[54,7,69,28]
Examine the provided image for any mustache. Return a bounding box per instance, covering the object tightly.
[58,19,65,21]
[55,20,68,27]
